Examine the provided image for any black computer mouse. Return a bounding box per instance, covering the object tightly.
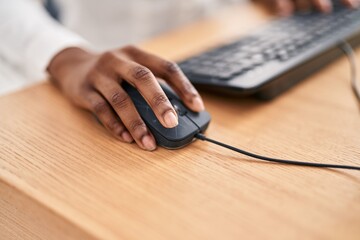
[122,82,211,149]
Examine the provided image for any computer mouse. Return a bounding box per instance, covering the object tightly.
[122,82,211,149]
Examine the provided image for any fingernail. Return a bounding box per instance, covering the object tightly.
[121,131,133,143]
[192,97,205,112]
[164,110,178,128]
[142,135,156,151]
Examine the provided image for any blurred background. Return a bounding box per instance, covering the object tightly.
[0,0,244,95]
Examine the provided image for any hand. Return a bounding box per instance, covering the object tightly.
[254,0,359,16]
[48,46,205,151]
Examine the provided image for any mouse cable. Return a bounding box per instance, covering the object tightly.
[194,42,360,172]
[195,133,360,171]
[339,41,360,104]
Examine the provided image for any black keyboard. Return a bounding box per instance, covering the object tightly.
[179,5,360,99]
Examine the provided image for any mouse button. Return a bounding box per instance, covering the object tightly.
[185,110,211,130]
[147,114,197,141]
[170,99,187,116]
[135,99,196,140]
[158,116,198,141]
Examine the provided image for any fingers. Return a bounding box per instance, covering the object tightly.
[297,0,360,12]
[260,0,360,16]
[82,46,206,150]
[103,52,179,129]
[273,0,295,16]
[268,0,359,15]
[342,0,360,8]
[122,46,205,112]
[313,0,360,10]
[295,0,312,11]
[85,91,134,143]
[312,0,332,12]
[91,73,157,151]
[275,0,330,14]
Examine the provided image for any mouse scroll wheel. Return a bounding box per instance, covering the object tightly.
[171,100,187,116]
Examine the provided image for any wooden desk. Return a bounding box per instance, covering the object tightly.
[1,3,360,240]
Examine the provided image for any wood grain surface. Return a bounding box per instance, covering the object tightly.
[1,3,360,240]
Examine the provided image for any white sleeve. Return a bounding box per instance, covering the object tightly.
[0,0,89,80]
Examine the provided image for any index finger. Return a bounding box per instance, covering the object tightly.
[312,0,332,12]
[104,53,179,129]
[122,46,205,112]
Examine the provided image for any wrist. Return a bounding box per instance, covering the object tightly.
[47,47,95,82]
